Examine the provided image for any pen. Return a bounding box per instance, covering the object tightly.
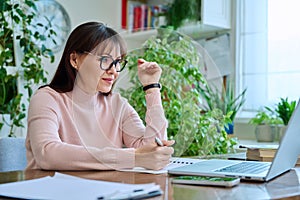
[98,186,162,200]
[155,137,164,146]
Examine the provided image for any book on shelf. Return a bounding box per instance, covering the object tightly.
[123,0,168,32]
[243,144,300,165]
[121,0,128,29]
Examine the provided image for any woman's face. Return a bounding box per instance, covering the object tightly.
[72,45,121,94]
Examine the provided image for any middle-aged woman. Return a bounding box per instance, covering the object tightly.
[25,21,174,171]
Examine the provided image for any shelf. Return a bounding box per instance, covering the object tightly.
[121,23,230,43]
[178,23,230,40]
[121,29,157,42]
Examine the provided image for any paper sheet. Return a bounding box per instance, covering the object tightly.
[119,157,203,174]
[0,172,159,200]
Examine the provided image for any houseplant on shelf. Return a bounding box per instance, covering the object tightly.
[164,0,201,30]
[0,0,56,137]
[119,28,237,157]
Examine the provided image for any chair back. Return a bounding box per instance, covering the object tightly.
[0,137,27,172]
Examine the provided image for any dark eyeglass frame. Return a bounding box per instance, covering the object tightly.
[84,51,128,72]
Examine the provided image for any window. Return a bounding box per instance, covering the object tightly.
[235,0,300,112]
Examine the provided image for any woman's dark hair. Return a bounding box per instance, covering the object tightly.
[46,22,127,93]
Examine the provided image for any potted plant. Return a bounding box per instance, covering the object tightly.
[249,108,282,142]
[164,0,201,30]
[119,28,237,157]
[249,98,297,142]
[0,0,56,137]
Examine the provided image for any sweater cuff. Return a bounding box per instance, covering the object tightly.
[116,148,135,170]
[145,90,162,107]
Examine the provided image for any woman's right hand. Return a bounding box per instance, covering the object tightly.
[135,140,175,170]
[137,59,162,87]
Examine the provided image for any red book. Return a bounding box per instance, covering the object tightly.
[121,0,127,29]
[133,5,142,32]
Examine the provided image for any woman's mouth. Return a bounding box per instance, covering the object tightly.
[102,78,114,84]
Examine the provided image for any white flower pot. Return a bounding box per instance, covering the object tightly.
[255,125,276,142]
[278,125,288,142]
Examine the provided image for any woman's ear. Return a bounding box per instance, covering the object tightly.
[70,52,79,70]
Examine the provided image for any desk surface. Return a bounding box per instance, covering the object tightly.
[1,167,300,200]
[0,167,300,200]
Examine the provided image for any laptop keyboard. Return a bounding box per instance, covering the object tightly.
[215,162,270,174]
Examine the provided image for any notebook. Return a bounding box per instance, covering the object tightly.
[119,157,203,174]
[168,100,300,182]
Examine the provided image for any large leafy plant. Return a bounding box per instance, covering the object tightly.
[0,0,55,137]
[120,28,237,157]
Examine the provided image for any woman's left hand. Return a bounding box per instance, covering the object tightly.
[137,58,162,86]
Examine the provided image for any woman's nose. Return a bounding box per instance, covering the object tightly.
[106,63,117,73]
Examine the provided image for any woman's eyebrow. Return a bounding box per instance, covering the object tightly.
[101,53,122,59]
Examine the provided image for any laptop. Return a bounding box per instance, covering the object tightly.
[168,100,300,181]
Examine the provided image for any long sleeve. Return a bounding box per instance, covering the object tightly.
[122,90,168,148]
[26,88,135,170]
[26,86,168,171]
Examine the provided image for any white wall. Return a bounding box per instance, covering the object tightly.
[44,0,122,81]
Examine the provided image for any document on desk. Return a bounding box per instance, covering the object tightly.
[0,172,162,200]
[119,157,203,174]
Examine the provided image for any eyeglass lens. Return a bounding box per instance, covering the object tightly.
[100,56,126,72]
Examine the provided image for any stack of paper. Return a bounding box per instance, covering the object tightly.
[0,172,162,200]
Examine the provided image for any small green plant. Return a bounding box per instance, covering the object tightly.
[249,109,282,125]
[120,28,237,157]
[275,98,296,125]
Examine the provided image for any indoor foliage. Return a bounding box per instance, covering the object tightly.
[120,28,237,157]
[164,0,201,30]
[0,0,56,136]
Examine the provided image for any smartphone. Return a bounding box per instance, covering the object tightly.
[171,176,240,187]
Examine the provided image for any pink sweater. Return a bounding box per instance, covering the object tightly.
[25,85,168,170]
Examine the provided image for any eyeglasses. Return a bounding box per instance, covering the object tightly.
[84,51,127,72]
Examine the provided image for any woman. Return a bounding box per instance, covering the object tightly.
[25,22,174,171]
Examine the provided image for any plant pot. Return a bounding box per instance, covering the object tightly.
[225,122,234,135]
[278,125,288,142]
[0,137,27,172]
[255,125,276,142]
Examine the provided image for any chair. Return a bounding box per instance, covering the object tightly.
[0,137,27,172]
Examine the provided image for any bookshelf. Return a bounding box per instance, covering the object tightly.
[121,0,168,33]
[121,0,232,49]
